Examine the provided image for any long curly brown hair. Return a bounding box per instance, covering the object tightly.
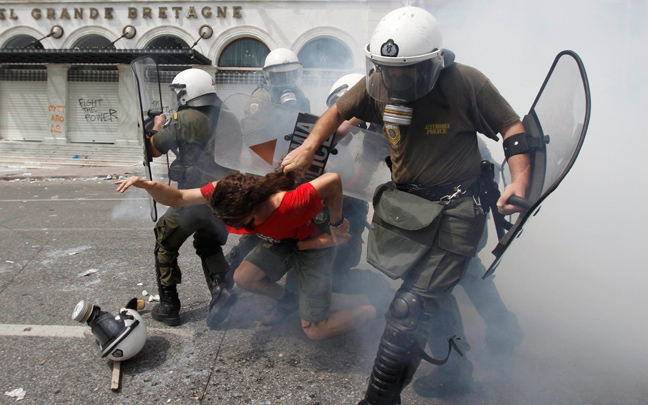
[210,170,297,226]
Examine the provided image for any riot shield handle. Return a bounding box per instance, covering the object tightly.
[507,195,534,211]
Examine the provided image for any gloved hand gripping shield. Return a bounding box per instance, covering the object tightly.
[131,56,164,221]
[485,50,592,278]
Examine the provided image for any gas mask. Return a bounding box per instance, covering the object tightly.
[72,298,147,361]
[280,89,298,108]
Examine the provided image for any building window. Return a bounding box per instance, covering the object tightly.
[4,35,42,49]
[73,35,114,50]
[298,38,353,70]
[218,38,269,68]
[146,36,190,50]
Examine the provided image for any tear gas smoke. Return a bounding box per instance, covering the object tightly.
[425,0,648,402]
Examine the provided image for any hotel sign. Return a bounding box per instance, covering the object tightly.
[0,6,243,21]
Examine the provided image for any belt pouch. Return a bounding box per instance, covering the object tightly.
[367,182,445,279]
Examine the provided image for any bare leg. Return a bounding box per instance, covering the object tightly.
[301,305,377,341]
[233,260,286,300]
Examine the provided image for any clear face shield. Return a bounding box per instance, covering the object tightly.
[365,47,445,104]
[263,63,303,88]
[168,83,187,114]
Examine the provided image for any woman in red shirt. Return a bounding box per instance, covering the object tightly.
[116,171,380,340]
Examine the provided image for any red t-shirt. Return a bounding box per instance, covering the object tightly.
[200,182,324,242]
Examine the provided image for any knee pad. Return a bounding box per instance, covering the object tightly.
[365,289,425,404]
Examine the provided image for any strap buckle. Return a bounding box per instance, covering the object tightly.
[440,186,465,205]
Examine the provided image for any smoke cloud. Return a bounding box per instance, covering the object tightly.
[423,0,648,401]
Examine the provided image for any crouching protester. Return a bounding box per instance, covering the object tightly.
[116,171,383,340]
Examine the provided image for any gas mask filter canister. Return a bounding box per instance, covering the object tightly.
[383,104,413,126]
[280,89,298,107]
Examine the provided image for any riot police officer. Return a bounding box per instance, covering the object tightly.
[149,68,236,328]
[254,47,311,112]
[281,6,530,404]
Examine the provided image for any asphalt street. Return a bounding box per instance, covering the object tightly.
[0,169,645,404]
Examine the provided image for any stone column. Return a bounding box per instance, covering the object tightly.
[43,64,69,143]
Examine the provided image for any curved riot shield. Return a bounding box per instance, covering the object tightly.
[212,94,391,202]
[484,50,591,278]
[131,56,164,221]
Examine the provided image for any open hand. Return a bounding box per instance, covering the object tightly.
[115,176,156,193]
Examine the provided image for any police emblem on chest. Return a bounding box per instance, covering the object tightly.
[385,124,401,146]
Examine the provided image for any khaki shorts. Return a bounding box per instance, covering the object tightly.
[244,242,335,323]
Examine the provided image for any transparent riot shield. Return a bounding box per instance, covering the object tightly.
[212,94,391,202]
[485,50,591,277]
[131,56,164,221]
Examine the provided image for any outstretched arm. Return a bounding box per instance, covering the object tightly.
[115,176,211,207]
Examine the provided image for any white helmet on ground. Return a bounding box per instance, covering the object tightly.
[263,48,303,88]
[168,68,220,113]
[326,73,365,108]
[365,6,445,103]
[72,300,147,362]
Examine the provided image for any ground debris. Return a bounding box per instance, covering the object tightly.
[4,388,26,400]
[77,269,98,277]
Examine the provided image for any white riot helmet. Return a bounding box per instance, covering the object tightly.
[168,68,220,114]
[326,73,364,108]
[263,48,303,88]
[365,7,445,104]
[72,299,147,362]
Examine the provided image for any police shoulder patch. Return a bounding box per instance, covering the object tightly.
[385,124,401,146]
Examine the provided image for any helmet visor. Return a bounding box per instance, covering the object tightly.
[365,53,444,103]
[263,63,303,87]
[168,83,186,114]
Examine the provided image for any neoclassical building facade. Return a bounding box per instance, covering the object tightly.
[0,0,408,144]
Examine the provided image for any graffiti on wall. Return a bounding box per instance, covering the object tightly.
[78,98,118,123]
[49,104,65,133]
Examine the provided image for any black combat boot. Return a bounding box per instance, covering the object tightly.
[206,274,237,329]
[152,285,181,326]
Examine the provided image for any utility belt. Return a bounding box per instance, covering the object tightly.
[368,165,498,279]
[396,176,480,204]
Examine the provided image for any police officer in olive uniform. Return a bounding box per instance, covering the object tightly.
[226,48,311,275]
[281,7,531,405]
[149,68,237,328]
